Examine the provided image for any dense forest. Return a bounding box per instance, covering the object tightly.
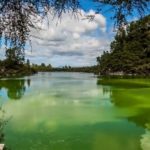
[97,15,150,76]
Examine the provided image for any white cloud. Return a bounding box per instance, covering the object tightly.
[25,9,111,66]
[73,33,80,39]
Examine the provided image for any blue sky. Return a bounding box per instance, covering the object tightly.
[23,0,116,67]
[80,0,115,26]
[1,0,148,67]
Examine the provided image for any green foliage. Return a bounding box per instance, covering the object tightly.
[32,63,52,72]
[97,15,150,76]
[5,47,25,68]
[0,58,36,78]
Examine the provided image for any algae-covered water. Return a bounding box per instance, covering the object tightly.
[0,72,150,150]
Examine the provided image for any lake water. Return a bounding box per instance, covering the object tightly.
[0,72,150,150]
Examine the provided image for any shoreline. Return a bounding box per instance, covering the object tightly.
[0,68,37,79]
[1,71,150,79]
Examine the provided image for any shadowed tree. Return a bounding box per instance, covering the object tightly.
[3,47,25,69]
[26,59,30,68]
[0,0,79,49]
[5,47,25,64]
[95,0,150,27]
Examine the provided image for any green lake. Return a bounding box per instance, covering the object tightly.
[0,72,150,150]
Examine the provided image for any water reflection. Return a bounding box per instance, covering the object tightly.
[98,79,150,150]
[0,79,30,100]
[2,73,150,150]
[27,79,31,88]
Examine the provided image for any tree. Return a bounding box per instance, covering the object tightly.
[5,47,25,64]
[0,0,79,49]
[26,59,30,68]
[48,64,52,69]
[97,15,150,75]
[95,0,150,27]
[97,51,111,75]
[41,63,46,68]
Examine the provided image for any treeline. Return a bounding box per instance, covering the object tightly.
[0,47,98,76]
[29,63,98,73]
[0,46,53,76]
[31,63,52,72]
[0,47,36,78]
[97,15,150,76]
[52,65,98,73]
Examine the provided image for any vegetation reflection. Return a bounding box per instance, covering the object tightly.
[0,79,30,100]
[98,79,150,149]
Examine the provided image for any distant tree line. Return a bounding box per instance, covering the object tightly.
[97,15,150,76]
[52,65,99,73]
[0,48,99,76]
[29,64,98,73]
[31,63,52,72]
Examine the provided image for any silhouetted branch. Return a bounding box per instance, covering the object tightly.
[0,0,149,49]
